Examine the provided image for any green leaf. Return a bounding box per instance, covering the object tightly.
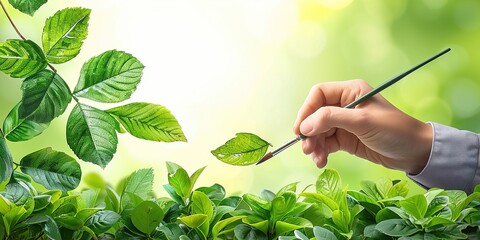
[167,164,191,200]
[191,191,213,237]
[33,195,52,211]
[360,180,382,200]
[4,182,31,205]
[212,215,245,237]
[313,226,338,240]
[300,192,338,211]
[20,147,81,191]
[375,219,420,237]
[132,201,165,234]
[211,132,271,166]
[84,210,121,234]
[191,191,214,219]
[0,130,13,182]
[271,192,297,222]
[66,103,118,168]
[122,168,154,199]
[375,177,393,199]
[425,196,449,217]
[0,195,13,215]
[43,7,90,63]
[180,214,208,228]
[0,39,47,78]
[74,50,144,102]
[3,102,50,142]
[19,69,71,122]
[293,230,310,240]
[400,194,428,220]
[234,224,268,240]
[387,180,409,198]
[347,190,381,214]
[242,193,271,219]
[275,217,312,237]
[243,215,269,234]
[8,0,47,16]
[332,209,350,233]
[163,184,184,205]
[44,216,62,240]
[316,169,342,201]
[55,215,83,230]
[106,102,186,142]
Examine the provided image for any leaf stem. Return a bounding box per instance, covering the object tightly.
[0,0,26,40]
[0,0,58,73]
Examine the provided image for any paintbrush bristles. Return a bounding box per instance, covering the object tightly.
[256,152,273,165]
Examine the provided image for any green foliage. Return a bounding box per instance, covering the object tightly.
[19,69,71,122]
[211,132,272,166]
[8,0,47,16]
[0,39,47,78]
[66,103,118,168]
[3,102,50,142]
[19,147,81,191]
[74,50,144,103]
[43,7,90,64]
[107,102,187,142]
[2,162,479,239]
[2,1,480,239]
[0,0,184,199]
[0,131,13,183]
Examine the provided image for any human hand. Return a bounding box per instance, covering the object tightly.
[293,79,432,174]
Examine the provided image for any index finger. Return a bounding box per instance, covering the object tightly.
[293,79,371,134]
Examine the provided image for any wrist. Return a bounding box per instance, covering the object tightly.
[408,122,433,175]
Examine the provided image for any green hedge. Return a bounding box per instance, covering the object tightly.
[1,162,480,239]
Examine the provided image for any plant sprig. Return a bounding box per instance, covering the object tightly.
[0,1,185,191]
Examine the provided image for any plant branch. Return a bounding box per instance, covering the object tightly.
[0,0,26,40]
[1,0,58,72]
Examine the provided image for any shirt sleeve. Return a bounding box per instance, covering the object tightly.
[408,122,480,194]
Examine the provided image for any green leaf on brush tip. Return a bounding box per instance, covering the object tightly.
[0,130,13,182]
[211,132,271,166]
[74,50,144,103]
[43,7,90,63]
[19,69,71,122]
[106,102,187,142]
[0,39,47,78]
[66,103,118,168]
[20,147,81,191]
[8,0,47,16]
[3,102,50,142]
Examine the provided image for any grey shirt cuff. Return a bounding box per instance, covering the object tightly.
[408,122,480,193]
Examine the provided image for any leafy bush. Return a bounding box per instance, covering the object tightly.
[2,162,480,239]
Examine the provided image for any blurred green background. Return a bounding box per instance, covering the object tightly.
[1,0,480,196]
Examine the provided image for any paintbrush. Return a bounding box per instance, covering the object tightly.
[256,48,451,165]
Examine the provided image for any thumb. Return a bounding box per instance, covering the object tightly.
[299,106,366,136]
